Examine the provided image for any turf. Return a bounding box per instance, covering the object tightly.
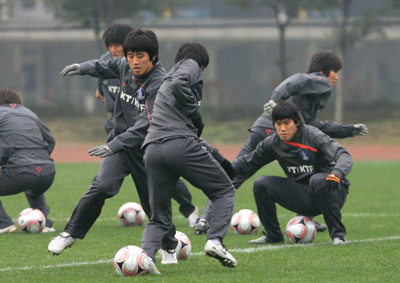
[1,161,399,282]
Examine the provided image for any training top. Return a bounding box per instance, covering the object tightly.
[233,125,353,185]
[79,57,166,153]
[97,52,120,132]
[0,104,55,168]
[251,72,356,138]
[143,59,203,147]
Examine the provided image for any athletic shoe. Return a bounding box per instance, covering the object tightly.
[42,227,57,233]
[312,219,327,232]
[333,237,348,245]
[187,205,199,227]
[204,240,237,268]
[249,232,284,244]
[194,218,209,235]
[147,258,161,275]
[0,224,16,234]
[48,232,76,255]
[160,248,178,264]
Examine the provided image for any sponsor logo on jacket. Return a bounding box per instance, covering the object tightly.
[287,165,314,174]
[120,91,146,111]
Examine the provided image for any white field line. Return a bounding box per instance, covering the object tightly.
[33,212,400,223]
[1,235,400,273]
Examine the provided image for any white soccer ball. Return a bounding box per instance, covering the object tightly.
[113,245,150,277]
[117,202,146,226]
[17,208,46,233]
[286,216,316,244]
[175,231,192,260]
[230,209,260,235]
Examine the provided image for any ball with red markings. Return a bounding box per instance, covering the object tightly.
[113,245,150,277]
[117,202,146,226]
[230,209,260,235]
[17,208,46,233]
[286,216,316,244]
[175,231,192,260]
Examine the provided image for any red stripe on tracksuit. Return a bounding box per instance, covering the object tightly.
[284,141,320,152]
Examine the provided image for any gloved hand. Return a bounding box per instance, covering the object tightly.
[221,158,235,180]
[88,145,113,158]
[352,124,368,136]
[60,64,81,77]
[192,116,204,137]
[326,173,341,192]
[263,99,277,115]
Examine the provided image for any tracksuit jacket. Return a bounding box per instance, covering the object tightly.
[233,124,353,186]
[79,57,166,153]
[143,58,202,146]
[0,104,55,168]
[251,72,356,138]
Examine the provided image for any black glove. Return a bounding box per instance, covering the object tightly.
[88,145,113,158]
[192,116,204,137]
[221,159,235,180]
[326,173,341,192]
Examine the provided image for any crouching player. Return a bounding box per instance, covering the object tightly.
[233,101,352,245]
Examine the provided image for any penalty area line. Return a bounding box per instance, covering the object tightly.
[1,235,399,272]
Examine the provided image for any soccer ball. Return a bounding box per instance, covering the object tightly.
[113,245,150,277]
[230,209,260,235]
[286,216,316,244]
[117,202,146,226]
[175,231,192,260]
[17,208,46,233]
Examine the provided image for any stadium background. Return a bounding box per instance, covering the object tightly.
[0,0,399,149]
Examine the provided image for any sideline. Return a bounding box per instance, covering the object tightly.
[1,235,399,272]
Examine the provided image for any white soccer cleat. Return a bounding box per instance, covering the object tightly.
[0,224,16,234]
[333,237,348,245]
[48,232,76,255]
[42,227,57,233]
[187,206,199,227]
[147,258,161,275]
[160,248,178,264]
[204,240,237,268]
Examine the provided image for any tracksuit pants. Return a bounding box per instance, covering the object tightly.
[253,174,348,240]
[64,149,193,239]
[201,128,271,221]
[0,164,55,229]
[142,137,236,262]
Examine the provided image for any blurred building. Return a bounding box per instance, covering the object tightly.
[0,0,399,116]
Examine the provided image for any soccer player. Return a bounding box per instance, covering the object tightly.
[0,88,56,234]
[233,101,352,245]
[95,23,199,226]
[95,23,133,133]
[195,51,367,234]
[47,29,168,274]
[141,42,237,270]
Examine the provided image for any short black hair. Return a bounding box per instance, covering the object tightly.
[123,28,159,64]
[102,23,134,48]
[272,101,303,126]
[0,88,22,105]
[174,42,209,69]
[307,52,342,77]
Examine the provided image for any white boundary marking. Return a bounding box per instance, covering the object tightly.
[1,235,399,272]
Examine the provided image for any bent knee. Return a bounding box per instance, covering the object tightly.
[91,181,120,198]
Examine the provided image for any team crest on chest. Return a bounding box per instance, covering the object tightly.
[137,87,145,100]
[300,150,309,161]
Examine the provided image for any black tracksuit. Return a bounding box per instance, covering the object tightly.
[233,125,353,240]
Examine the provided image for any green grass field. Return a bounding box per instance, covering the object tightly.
[1,161,399,282]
